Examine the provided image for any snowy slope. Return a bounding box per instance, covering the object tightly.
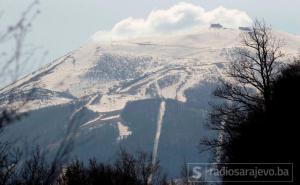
[1,28,299,176]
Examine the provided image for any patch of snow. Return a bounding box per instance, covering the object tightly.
[149,100,166,183]
[117,122,132,141]
[81,116,103,127]
[101,115,120,121]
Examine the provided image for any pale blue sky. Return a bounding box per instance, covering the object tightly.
[1,0,300,71]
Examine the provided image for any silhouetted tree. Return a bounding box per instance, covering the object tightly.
[0,2,73,184]
[219,59,299,184]
[203,20,286,159]
[203,20,298,184]
[0,2,41,184]
[0,0,41,128]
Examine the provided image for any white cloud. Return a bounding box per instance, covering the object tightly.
[93,2,252,41]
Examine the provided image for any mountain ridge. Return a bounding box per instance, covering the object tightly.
[1,27,299,177]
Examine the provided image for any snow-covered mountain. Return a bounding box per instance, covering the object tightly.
[1,27,299,176]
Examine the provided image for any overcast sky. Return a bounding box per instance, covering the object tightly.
[1,0,300,72]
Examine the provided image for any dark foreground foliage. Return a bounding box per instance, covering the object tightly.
[224,61,299,184]
[223,61,299,164]
[213,61,299,184]
[203,20,298,184]
[0,147,168,185]
[58,150,168,185]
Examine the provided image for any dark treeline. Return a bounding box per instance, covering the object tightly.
[221,61,299,164]
[59,150,168,185]
[0,148,169,185]
[203,20,298,184]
